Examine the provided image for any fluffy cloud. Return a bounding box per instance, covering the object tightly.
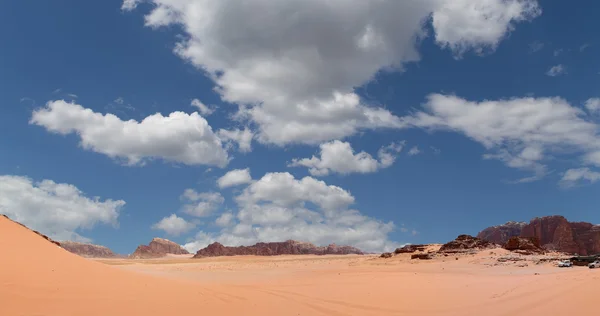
[180,189,224,217]
[184,172,399,253]
[191,99,215,116]
[152,214,196,236]
[0,175,125,242]
[585,98,600,115]
[30,100,229,167]
[125,0,539,145]
[408,146,421,156]
[405,94,600,182]
[546,64,566,77]
[432,0,541,56]
[31,100,229,167]
[217,168,252,189]
[121,0,140,11]
[215,212,234,227]
[560,168,600,187]
[217,128,253,153]
[584,151,600,167]
[289,140,403,176]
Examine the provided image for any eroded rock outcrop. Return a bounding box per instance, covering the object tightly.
[479,215,600,255]
[411,253,433,260]
[503,236,544,255]
[394,244,427,254]
[193,240,363,258]
[130,238,189,259]
[439,235,498,253]
[61,241,117,258]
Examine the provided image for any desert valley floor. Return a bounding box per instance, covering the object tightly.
[1,216,597,316]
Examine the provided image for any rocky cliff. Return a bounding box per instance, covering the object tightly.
[130,238,189,259]
[193,240,363,258]
[478,215,600,255]
[476,221,527,245]
[60,241,117,258]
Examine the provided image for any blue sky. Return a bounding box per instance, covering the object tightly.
[1,0,600,254]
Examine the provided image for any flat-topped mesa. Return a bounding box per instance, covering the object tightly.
[129,237,189,259]
[193,240,363,258]
[60,241,117,258]
[478,215,600,255]
[439,235,499,253]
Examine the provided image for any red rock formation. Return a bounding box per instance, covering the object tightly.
[60,241,117,258]
[479,215,600,255]
[476,221,526,245]
[193,240,363,258]
[503,236,544,255]
[411,253,432,260]
[439,235,498,253]
[394,244,427,254]
[130,238,189,259]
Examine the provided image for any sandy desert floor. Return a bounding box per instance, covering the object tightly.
[1,216,597,316]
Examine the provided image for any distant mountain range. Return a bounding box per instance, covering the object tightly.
[477,215,600,255]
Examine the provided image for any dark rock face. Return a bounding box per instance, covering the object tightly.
[503,236,544,255]
[60,241,117,258]
[193,240,363,258]
[380,252,393,258]
[480,216,600,255]
[130,238,189,259]
[394,244,427,254]
[439,235,498,253]
[411,253,432,260]
[476,221,526,245]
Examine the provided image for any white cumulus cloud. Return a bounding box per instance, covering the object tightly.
[124,0,540,145]
[404,94,600,182]
[215,212,234,227]
[585,98,600,115]
[191,98,215,116]
[152,214,196,236]
[217,128,254,153]
[30,100,229,167]
[184,172,399,253]
[0,175,125,242]
[408,146,421,156]
[560,168,600,187]
[217,168,252,189]
[289,140,403,176]
[180,189,224,217]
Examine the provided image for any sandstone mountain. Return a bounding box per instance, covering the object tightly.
[130,238,189,259]
[61,241,117,258]
[476,221,527,245]
[477,215,600,255]
[193,240,363,258]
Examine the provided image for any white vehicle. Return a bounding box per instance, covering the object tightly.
[588,260,600,269]
[558,260,572,267]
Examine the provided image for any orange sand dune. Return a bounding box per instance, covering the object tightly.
[1,216,597,316]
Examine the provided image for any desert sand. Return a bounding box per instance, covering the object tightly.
[1,216,597,315]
